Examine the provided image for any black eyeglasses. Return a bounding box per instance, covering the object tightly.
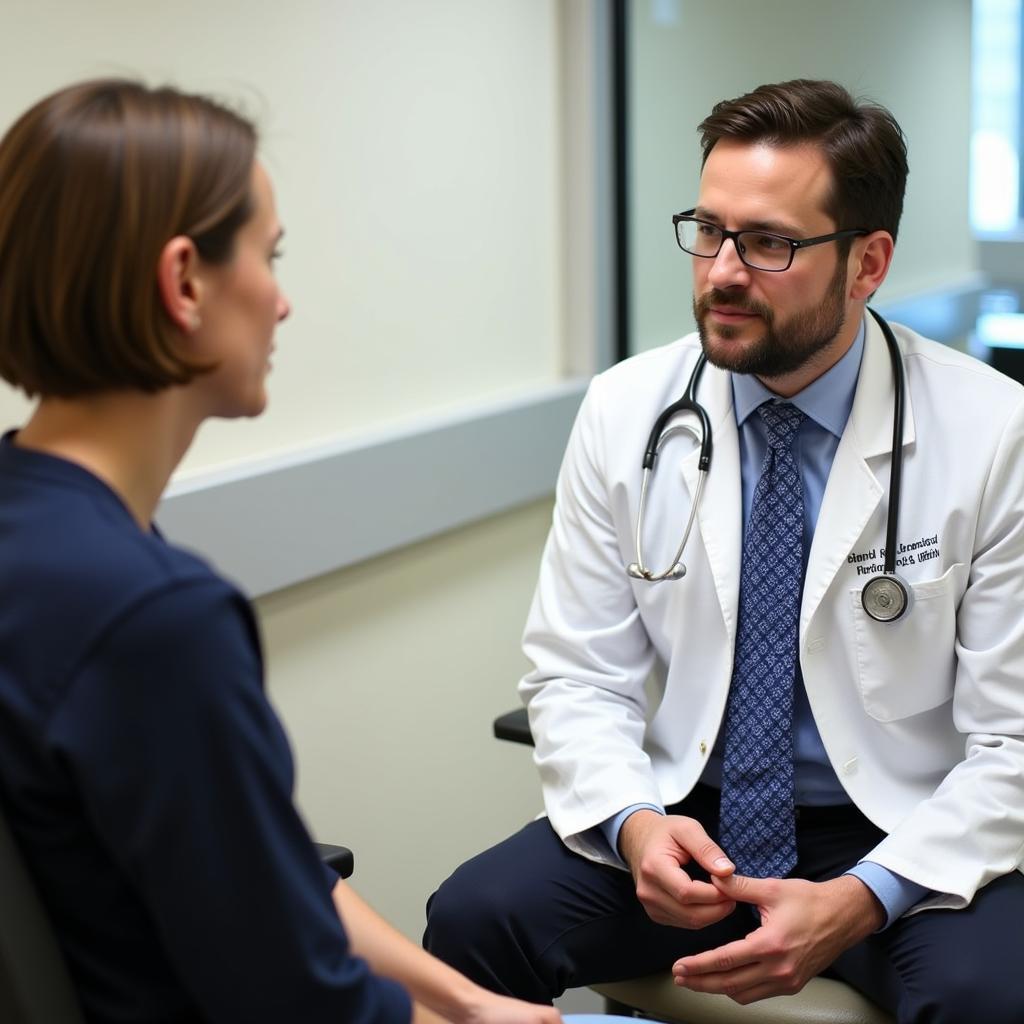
[672,209,867,272]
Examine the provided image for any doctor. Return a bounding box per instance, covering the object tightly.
[425,80,1024,1022]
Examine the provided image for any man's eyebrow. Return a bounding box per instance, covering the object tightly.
[693,205,804,237]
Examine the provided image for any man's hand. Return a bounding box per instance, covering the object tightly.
[672,873,885,1004]
[618,811,737,928]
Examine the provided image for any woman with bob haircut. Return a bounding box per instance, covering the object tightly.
[0,79,560,1024]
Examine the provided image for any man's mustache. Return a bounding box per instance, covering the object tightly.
[694,290,772,321]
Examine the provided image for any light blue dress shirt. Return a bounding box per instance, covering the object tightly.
[601,319,930,927]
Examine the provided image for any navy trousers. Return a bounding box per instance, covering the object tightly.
[424,784,1024,1023]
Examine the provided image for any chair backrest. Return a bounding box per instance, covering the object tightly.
[0,804,86,1024]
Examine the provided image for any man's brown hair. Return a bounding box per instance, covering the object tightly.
[698,79,908,243]
[0,79,257,397]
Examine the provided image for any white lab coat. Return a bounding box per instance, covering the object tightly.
[520,316,1024,913]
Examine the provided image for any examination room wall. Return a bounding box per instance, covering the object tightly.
[256,500,553,939]
[0,0,565,477]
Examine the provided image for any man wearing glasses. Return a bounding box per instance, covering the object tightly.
[425,80,1024,1022]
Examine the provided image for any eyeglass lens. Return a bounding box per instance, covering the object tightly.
[676,220,793,271]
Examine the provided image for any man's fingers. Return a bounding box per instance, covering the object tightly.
[676,971,794,1005]
[673,961,760,996]
[670,876,734,905]
[639,854,729,906]
[670,818,734,877]
[673,935,760,977]
[637,858,738,928]
[712,871,775,906]
[672,933,808,1004]
[678,899,738,929]
[642,893,737,930]
[674,954,806,1005]
[638,866,725,916]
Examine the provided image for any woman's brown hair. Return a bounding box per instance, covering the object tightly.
[0,78,257,397]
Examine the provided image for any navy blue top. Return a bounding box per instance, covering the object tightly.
[0,433,411,1024]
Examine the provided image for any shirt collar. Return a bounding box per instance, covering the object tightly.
[731,316,865,439]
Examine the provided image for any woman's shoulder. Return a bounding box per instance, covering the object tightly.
[0,453,250,708]
[2,440,227,595]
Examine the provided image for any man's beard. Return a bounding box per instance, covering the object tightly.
[692,261,848,379]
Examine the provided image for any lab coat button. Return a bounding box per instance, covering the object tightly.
[699,741,707,755]
[842,757,858,775]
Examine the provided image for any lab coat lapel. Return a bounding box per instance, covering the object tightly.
[801,313,917,632]
[679,361,743,650]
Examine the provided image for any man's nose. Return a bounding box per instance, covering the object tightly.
[707,236,752,290]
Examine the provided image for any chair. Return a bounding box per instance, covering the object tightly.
[0,803,85,1023]
[494,709,893,1024]
[0,799,353,1024]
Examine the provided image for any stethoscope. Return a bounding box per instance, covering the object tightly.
[627,307,912,623]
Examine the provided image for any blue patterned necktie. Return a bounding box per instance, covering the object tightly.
[719,400,805,878]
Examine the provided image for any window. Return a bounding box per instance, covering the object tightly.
[971,0,1023,235]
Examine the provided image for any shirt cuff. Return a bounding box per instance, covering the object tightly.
[845,861,932,929]
[600,803,665,864]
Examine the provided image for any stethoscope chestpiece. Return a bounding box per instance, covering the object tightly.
[627,562,686,582]
[861,572,913,623]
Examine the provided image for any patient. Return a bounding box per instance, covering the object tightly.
[0,79,560,1024]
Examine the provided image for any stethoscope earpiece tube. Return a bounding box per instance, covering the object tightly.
[642,360,712,472]
[631,354,712,581]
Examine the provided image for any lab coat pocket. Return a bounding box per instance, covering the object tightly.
[850,563,963,722]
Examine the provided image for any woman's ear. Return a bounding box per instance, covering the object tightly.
[156,236,203,334]
[848,230,894,301]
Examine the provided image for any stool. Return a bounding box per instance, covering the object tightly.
[593,972,892,1023]
[493,709,894,1024]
